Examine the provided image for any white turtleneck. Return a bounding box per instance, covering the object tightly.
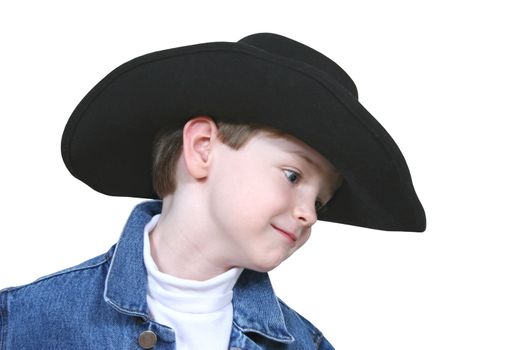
[143,214,244,350]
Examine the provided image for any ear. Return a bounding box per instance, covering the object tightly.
[181,116,218,180]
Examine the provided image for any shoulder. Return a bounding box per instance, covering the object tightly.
[0,246,115,332]
[277,297,335,350]
[1,245,114,296]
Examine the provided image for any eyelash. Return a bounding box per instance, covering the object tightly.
[283,169,325,212]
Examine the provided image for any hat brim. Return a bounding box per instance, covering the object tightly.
[61,41,426,232]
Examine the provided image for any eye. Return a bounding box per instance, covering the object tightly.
[283,169,301,184]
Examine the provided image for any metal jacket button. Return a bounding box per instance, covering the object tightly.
[138,330,157,349]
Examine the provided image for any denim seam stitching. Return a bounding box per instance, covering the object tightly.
[102,234,150,320]
[314,333,324,349]
[3,257,109,294]
[0,292,6,349]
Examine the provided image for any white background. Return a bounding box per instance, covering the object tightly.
[1,1,524,349]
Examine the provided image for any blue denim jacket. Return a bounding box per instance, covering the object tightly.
[0,201,335,349]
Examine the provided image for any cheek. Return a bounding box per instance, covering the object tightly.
[227,166,286,207]
[208,166,274,227]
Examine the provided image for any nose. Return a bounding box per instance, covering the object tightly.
[293,198,318,228]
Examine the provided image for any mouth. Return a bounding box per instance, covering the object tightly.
[271,224,297,243]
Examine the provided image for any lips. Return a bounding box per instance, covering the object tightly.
[271,224,297,242]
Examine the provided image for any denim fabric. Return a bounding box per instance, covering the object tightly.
[0,201,335,349]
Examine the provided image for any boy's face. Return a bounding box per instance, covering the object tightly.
[205,130,342,272]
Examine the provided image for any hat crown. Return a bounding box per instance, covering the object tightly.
[238,33,358,99]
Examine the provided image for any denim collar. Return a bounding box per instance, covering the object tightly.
[103,200,294,344]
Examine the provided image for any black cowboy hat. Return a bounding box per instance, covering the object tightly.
[61,33,426,232]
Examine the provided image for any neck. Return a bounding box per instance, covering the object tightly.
[148,192,236,281]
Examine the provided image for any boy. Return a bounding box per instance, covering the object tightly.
[0,33,425,349]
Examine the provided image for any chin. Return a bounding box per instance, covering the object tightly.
[249,250,288,272]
